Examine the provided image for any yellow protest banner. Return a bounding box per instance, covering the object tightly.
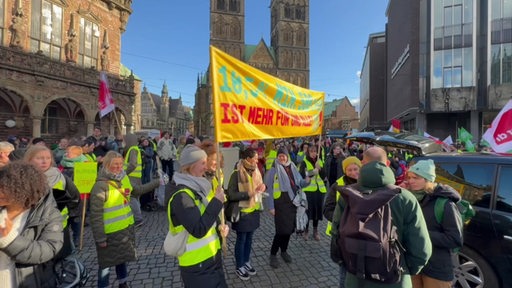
[74,162,98,194]
[210,45,325,142]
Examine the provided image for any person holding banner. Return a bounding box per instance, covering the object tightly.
[265,147,311,268]
[298,145,327,241]
[24,146,80,258]
[89,151,162,288]
[167,144,229,287]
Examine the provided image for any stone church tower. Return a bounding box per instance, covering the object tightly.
[196,0,310,137]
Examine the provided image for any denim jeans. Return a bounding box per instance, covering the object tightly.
[98,263,128,288]
[234,231,254,268]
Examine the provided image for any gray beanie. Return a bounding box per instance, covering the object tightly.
[179,144,207,167]
[409,159,436,182]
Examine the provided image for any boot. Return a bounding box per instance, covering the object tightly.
[303,228,309,240]
[313,227,320,241]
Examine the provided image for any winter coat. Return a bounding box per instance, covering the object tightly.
[331,161,432,288]
[2,192,63,288]
[323,175,357,222]
[89,170,160,269]
[325,154,345,186]
[226,170,261,233]
[416,184,463,281]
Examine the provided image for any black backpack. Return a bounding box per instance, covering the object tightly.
[337,184,404,284]
[54,256,89,288]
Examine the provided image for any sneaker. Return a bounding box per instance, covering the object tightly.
[236,267,250,281]
[281,252,292,263]
[243,263,257,276]
[269,255,279,268]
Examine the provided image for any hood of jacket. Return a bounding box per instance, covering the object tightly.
[358,161,396,189]
[432,183,461,202]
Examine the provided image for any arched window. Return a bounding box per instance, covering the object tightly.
[284,4,292,19]
[216,0,225,11]
[229,0,239,13]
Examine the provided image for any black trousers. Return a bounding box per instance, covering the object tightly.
[161,159,174,179]
[270,233,292,255]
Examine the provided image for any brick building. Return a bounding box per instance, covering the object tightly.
[0,0,138,142]
[323,97,359,134]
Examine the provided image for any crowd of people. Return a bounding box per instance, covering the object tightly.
[0,130,467,287]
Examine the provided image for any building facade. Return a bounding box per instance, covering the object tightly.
[377,0,512,140]
[195,0,310,137]
[0,0,136,142]
[359,32,388,131]
[323,97,359,134]
[140,83,192,137]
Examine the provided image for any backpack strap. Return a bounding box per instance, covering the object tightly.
[434,197,448,224]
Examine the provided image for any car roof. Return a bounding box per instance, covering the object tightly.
[414,152,512,164]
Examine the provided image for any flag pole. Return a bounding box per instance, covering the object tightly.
[215,142,227,256]
[112,109,123,135]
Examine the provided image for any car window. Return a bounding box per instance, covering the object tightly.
[496,166,512,213]
[435,163,495,209]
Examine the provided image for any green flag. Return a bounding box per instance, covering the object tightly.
[458,127,475,152]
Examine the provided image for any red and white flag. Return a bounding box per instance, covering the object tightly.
[483,99,512,153]
[388,119,400,133]
[98,72,115,118]
[424,132,452,152]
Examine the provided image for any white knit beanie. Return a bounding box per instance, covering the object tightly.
[179,144,207,167]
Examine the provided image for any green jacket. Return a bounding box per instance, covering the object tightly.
[331,161,432,288]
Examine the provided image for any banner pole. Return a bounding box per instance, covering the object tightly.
[112,109,123,135]
[79,195,87,251]
[215,142,227,256]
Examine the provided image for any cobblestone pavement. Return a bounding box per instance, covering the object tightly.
[77,208,339,288]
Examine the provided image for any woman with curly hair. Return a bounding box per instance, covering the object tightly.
[0,161,64,288]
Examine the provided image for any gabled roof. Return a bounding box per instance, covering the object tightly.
[244,39,276,63]
[120,63,141,81]
[324,98,343,118]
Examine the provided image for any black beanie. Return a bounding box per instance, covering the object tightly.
[277,147,288,156]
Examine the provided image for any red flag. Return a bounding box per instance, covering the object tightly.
[483,99,512,153]
[389,118,400,133]
[98,72,115,118]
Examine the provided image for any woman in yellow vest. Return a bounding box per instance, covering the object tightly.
[225,148,266,280]
[24,146,80,259]
[90,151,161,288]
[167,144,229,287]
[264,147,310,269]
[200,140,224,201]
[298,145,327,241]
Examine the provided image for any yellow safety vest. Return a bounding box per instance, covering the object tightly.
[208,172,224,202]
[124,146,142,178]
[85,153,97,162]
[265,150,277,170]
[325,177,345,236]
[103,176,134,234]
[302,159,326,193]
[52,180,69,228]
[168,188,220,267]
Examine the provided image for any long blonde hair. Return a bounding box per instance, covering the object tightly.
[23,145,55,167]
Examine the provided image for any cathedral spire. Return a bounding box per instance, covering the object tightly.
[162,81,168,97]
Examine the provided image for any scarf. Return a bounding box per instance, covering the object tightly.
[60,154,88,168]
[173,172,212,203]
[237,159,263,209]
[44,167,66,188]
[101,169,127,182]
[343,175,358,186]
[275,159,303,201]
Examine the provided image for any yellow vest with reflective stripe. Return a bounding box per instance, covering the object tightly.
[124,146,142,178]
[266,150,277,170]
[103,176,134,234]
[325,177,345,236]
[272,173,283,200]
[207,172,224,202]
[302,159,326,193]
[52,180,69,228]
[168,188,220,267]
[85,153,96,162]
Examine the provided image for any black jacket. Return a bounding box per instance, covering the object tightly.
[418,184,464,281]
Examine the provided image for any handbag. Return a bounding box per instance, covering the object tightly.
[163,229,189,257]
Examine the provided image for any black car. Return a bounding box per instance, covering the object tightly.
[413,152,512,288]
[345,132,512,287]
